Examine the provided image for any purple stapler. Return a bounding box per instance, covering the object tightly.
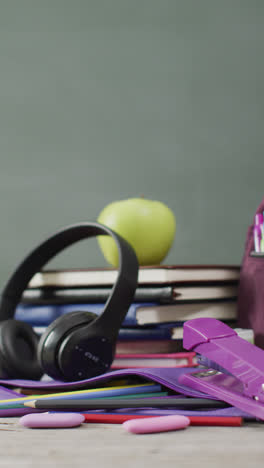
[179,318,264,420]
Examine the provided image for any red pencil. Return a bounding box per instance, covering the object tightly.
[82,413,243,426]
[188,416,242,426]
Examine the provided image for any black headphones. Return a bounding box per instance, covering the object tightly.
[0,222,138,382]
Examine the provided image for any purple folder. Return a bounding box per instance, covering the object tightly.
[0,367,252,419]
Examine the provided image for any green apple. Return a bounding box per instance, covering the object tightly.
[97,197,176,266]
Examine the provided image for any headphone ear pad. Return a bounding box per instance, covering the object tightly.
[0,320,43,380]
[38,310,98,381]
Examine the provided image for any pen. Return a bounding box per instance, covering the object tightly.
[24,397,228,410]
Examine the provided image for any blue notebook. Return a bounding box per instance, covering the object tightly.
[14,302,159,327]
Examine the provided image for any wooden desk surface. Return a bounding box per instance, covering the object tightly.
[0,417,263,467]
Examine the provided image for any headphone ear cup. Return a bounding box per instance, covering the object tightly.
[38,310,98,381]
[0,320,43,380]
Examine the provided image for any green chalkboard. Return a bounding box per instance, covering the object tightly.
[0,0,263,286]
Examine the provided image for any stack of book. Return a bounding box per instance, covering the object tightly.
[17,264,240,369]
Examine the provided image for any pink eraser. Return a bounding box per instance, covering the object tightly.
[122,415,190,434]
[19,412,85,428]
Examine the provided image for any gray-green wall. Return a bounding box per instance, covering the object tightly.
[0,1,263,284]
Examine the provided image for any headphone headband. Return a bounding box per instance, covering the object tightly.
[0,222,138,335]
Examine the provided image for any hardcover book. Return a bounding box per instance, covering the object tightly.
[15,300,237,327]
[111,352,197,369]
[28,264,240,288]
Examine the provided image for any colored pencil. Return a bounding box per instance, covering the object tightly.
[0,392,168,410]
[187,416,243,426]
[24,397,228,410]
[0,383,161,407]
[81,413,243,426]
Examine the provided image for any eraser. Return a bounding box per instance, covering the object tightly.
[122,415,190,434]
[19,412,85,428]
